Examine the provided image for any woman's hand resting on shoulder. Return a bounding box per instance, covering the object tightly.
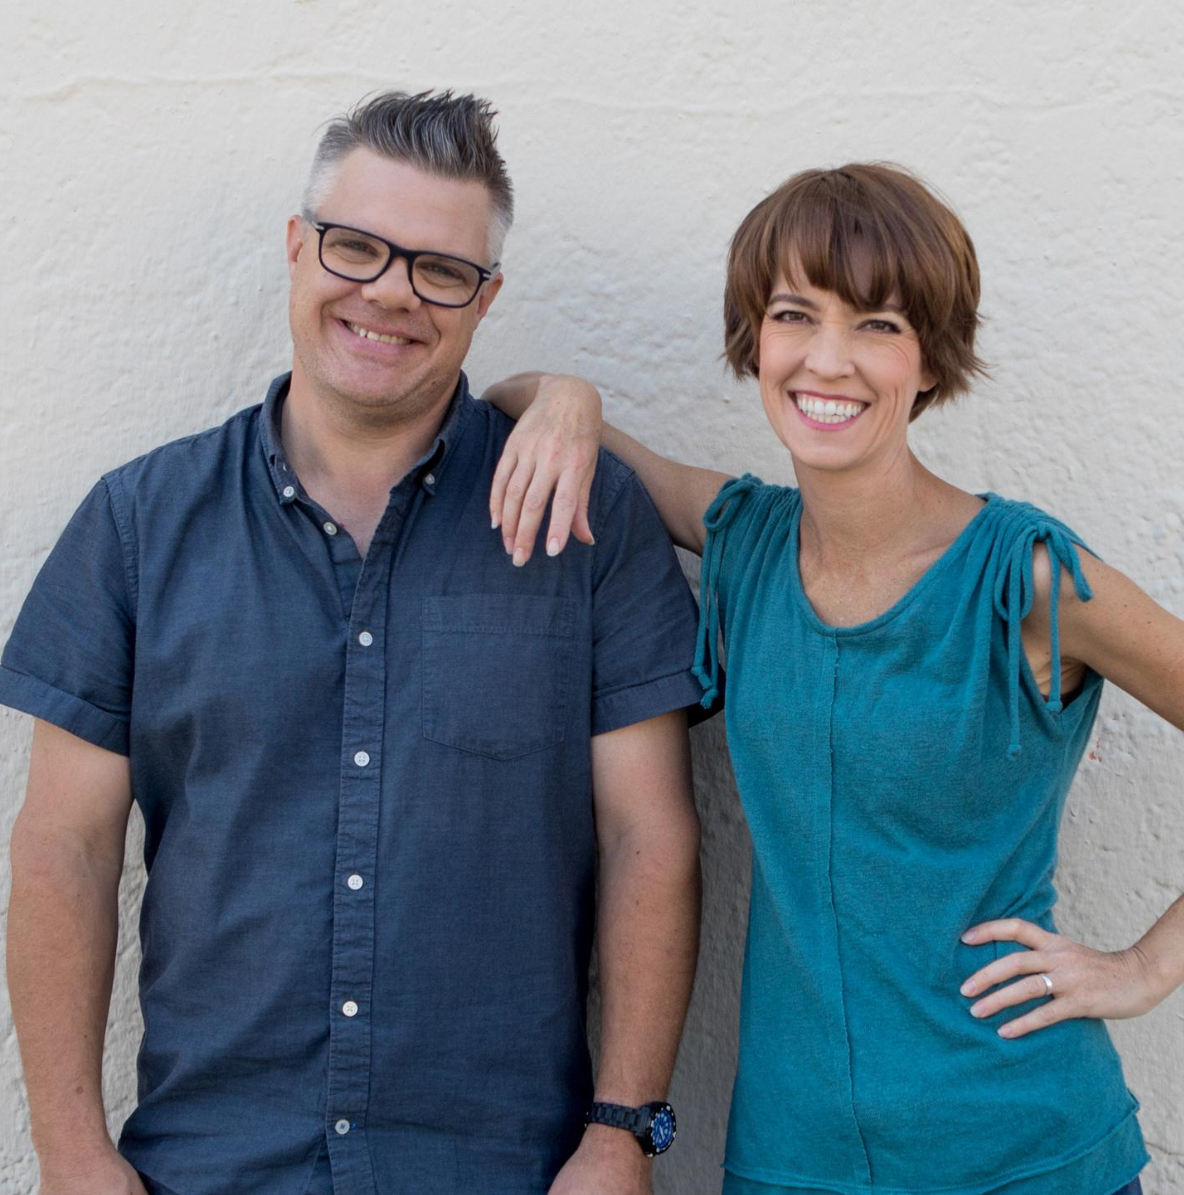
[483,372,604,567]
[959,917,1170,1039]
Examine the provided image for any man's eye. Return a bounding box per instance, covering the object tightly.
[324,233,383,261]
[420,260,467,283]
[338,239,380,256]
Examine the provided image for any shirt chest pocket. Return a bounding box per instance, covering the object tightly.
[421,594,577,761]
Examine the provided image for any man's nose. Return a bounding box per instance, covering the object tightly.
[361,255,421,309]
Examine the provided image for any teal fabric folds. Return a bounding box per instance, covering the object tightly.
[697,476,1148,1195]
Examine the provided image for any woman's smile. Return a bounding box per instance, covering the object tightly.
[791,390,870,429]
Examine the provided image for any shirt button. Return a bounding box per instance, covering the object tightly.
[424,472,436,487]
[347,874,364,890]
[358,631,374,647]
[353,750,370,768]
[335,1118,351,1136]
[342,1000,359,1017]
[282,485,296,499]
[323,521,338,536]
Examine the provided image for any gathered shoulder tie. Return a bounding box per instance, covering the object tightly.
[991,504,1095,758]
[692,473,764,708]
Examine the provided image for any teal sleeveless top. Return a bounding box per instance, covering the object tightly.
[694,477,1148,1195]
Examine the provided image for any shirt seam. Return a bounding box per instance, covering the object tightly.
[592,664,697,705]
[100,472,141,617]
[722,1095,1144,1193]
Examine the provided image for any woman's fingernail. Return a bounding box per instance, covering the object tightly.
[504,537,514,554]
[513,548,527,568]
[961,932,977,944]
[998,1024,1016,1038]
[961,981,976,996]
[970,1001,985,1017]
[588,535,596,546]
[491,513,500,530]
[547,538,559,557]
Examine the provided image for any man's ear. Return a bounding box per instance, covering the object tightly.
[285,216,307,276]
[473,272,504,322]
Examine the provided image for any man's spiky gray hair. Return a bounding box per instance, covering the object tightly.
[301,89,514,262]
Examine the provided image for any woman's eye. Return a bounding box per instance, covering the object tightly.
[863,318,901,333]
[771,309,808,323]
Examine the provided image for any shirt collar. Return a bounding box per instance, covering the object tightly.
[260,371,475,505]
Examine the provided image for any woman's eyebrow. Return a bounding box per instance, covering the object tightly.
[768,291,817,308]
[767,292,907,316]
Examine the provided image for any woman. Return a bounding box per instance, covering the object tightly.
[483,164,1183,1195]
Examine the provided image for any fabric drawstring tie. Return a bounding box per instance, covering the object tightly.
[992,513,1094,759]
[692,474,762,708]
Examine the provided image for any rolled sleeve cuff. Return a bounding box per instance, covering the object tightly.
[0,666,130,755]
[592,668,705,736]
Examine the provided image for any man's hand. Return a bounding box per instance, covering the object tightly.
[548,1125,652,1195]
[39,1147,148,1195]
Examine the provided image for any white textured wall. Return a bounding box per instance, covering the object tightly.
[3,3,1183,1192]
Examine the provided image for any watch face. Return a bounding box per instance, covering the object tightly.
[649,1106,675,1154]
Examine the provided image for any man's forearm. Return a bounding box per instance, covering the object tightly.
[592,817,701,1105]
[8,824,125,1168]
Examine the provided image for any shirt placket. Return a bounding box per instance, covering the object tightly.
[323,493,410,1195]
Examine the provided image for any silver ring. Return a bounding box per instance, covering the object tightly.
[1038,972,1054,997]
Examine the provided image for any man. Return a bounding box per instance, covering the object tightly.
[3,91,702,1195]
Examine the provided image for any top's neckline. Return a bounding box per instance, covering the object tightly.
[789,492,998,636]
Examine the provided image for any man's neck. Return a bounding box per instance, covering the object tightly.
[279,368,458,555]
[282,373,454,504]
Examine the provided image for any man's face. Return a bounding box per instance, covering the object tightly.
[286,148,502,423]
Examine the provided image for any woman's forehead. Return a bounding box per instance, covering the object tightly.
[773,242,905,313]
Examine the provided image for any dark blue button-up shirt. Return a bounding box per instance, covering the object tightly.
[0,373,702,1195]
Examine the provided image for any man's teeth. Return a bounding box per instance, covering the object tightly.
[347,322,411,346]
[794,394,867,423]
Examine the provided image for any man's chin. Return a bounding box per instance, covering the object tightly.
[331,375,456,427]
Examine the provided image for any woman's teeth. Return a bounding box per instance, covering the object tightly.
[347,322,411,345]
[794,394,866,423]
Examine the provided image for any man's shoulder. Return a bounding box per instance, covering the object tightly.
[464,395,639,515]
[101,403,263,499]
[589,445,643,517]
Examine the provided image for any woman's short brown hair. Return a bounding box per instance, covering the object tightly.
[723,163,985,418]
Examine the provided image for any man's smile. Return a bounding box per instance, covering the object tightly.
[342,319,416,346]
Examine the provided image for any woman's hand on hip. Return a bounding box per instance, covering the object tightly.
[959,918,1165,1038]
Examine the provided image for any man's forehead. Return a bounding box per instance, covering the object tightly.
[315,148,493,255]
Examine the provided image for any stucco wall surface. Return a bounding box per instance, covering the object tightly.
[2,2,1182,1192]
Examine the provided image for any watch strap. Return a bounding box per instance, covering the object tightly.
[586,1101,647,1135]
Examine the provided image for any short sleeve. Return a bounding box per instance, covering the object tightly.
[0,478,136,754]
[693,474,790,709]
[588,465,704,736]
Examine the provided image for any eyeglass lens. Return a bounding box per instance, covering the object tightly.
[319,227,482,305]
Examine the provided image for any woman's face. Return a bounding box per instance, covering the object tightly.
[758,265,934,475]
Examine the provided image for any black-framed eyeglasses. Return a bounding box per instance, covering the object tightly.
[308,218,499,309]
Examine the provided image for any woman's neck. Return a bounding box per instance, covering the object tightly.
[794,444,967,571]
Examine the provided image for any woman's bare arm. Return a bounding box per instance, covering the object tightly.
[483,372,728,562]
[962,552,1184,1038]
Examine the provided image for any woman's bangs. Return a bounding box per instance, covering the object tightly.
[776,192,906,314]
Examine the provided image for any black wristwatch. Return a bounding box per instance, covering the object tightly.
[585,1100,677,1157]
